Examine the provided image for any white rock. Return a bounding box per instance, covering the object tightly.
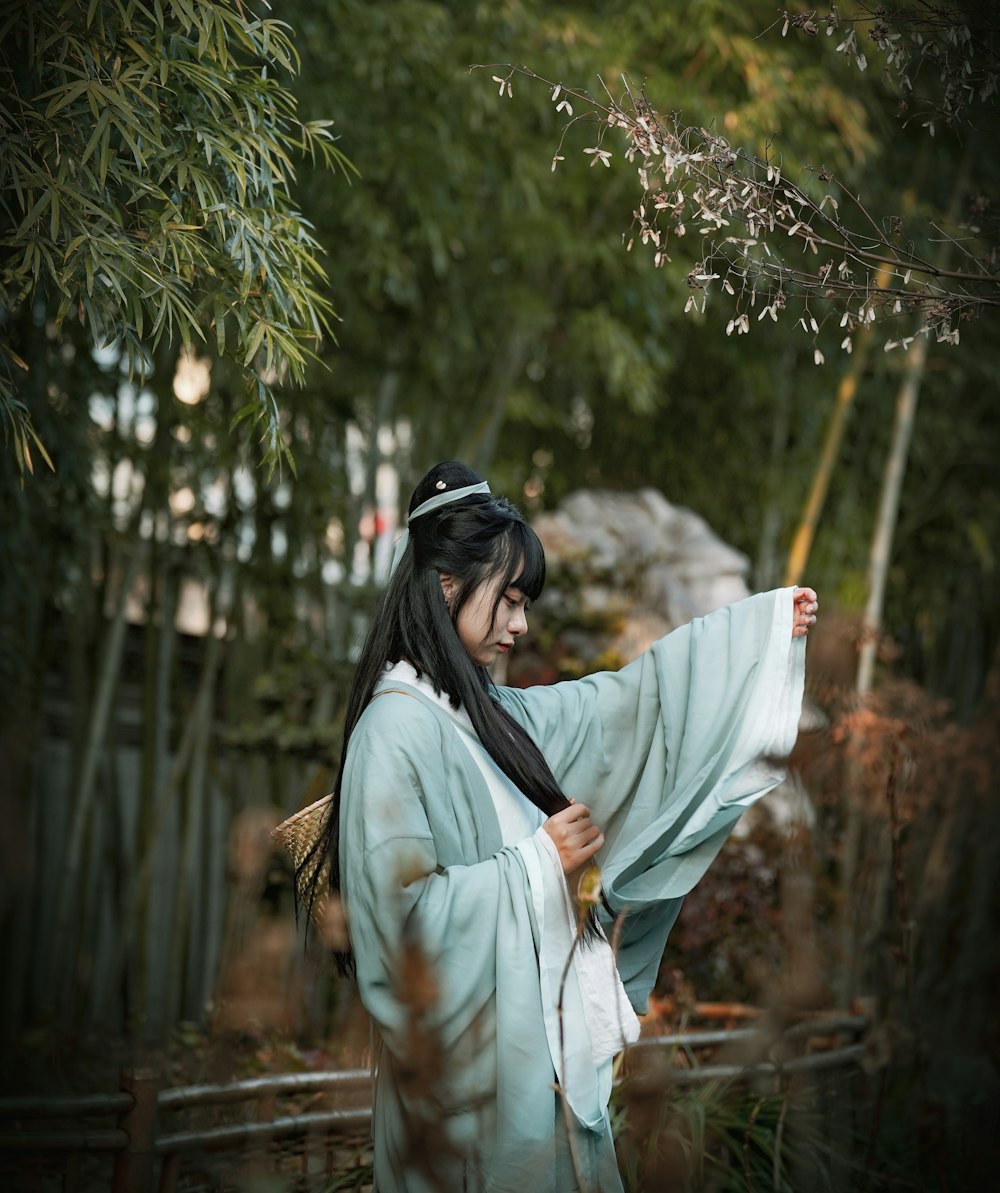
[533,488,751,662]
[531,487,817,835]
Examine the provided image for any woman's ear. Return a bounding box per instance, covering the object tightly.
[439,572,456,607]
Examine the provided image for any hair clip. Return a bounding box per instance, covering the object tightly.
[435,480,447,490]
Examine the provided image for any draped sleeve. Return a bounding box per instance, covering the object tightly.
[496,587,806,1011]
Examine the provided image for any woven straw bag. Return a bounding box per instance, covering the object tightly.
[271,793,333,922]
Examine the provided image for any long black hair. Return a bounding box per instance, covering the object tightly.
[305,460,590,967]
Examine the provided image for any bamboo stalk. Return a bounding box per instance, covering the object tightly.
[856,334,929,693]
[783,264,893,587]
[177,703,210,1023]
[137,563,178,1024]
[184,619,228,1022]
[111,638,197,1025]
[198,776,227,1021]
[49,542,144,1009]
[86,749,122,1026]
[838,159,969,1009]
[165,574,226,1026]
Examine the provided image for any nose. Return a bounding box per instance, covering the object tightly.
[508,605,528,637]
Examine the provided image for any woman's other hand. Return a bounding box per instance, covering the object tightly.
[793,586,818,637]
[542,801,605,876]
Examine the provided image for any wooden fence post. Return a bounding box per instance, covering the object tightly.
[113,1067,159,1193]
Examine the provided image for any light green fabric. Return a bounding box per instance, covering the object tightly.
[498,586,805,1011]
[339,587,805,1192]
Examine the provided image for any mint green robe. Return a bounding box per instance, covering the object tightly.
[339,588,805,1192]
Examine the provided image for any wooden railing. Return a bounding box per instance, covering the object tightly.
[0,1067,371,1192]
[0,1015,868,1191]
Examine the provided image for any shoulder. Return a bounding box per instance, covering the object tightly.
[347,685,451,767]
[363,684,437,723]
[341,689,452,821]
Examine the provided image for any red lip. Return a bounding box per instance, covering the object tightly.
[497,643,512,653]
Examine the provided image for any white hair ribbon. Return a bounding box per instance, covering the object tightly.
[388,480,491,577]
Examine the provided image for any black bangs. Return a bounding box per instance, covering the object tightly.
[489,515,544,601]
[508,517,548,601]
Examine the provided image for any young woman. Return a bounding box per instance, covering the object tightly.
[321,460,817,1193]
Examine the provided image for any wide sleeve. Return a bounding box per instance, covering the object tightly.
[496,587,805,1009]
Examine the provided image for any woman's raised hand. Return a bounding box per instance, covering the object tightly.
[793,586,819,637]
[542,801,605,876]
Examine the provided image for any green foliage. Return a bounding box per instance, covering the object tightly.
[614,1071,843,1192]
[0,0,354,475]
[5,0,999,1070]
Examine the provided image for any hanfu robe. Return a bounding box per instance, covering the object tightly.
[339,587,806,1193]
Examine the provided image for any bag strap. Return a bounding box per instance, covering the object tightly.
[367,685,419,1180]
[369,685,420,702]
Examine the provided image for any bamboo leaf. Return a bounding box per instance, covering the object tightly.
[98,126,112,188]
[212,7,229,70]
[213,296,227,356]
[23,418,55,472]
[230,400,257,430]
[16,189,52,238]
[120,36,154,67]
[79,107,111,168]
[42,79,90,118]
[242,320,267,366]
[1,0,349,476]
[113,116,146,169]
[169,0,198,33]
[11,425,27,478]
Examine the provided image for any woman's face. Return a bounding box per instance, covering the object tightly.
[441,570,529,667]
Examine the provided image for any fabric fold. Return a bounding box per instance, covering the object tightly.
[516,828,640,1131]
[498,586,807,1011]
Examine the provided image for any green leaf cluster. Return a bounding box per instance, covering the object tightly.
[0,0,354,475]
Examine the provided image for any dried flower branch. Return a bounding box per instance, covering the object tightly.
[778,4,1000,132]
[474,61,999,356]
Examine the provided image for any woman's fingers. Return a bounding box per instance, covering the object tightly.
[563,831,604,873]
[560,813,600,846]
[792,586,819,637]
[542,804,605,873]
[575,830,604,862]
[549,801,591,825]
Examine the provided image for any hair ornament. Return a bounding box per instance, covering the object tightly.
[388,480,492,577]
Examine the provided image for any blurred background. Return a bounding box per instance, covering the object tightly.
[1,1,998,1189]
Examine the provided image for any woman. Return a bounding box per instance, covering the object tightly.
[322,460,816,1193]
